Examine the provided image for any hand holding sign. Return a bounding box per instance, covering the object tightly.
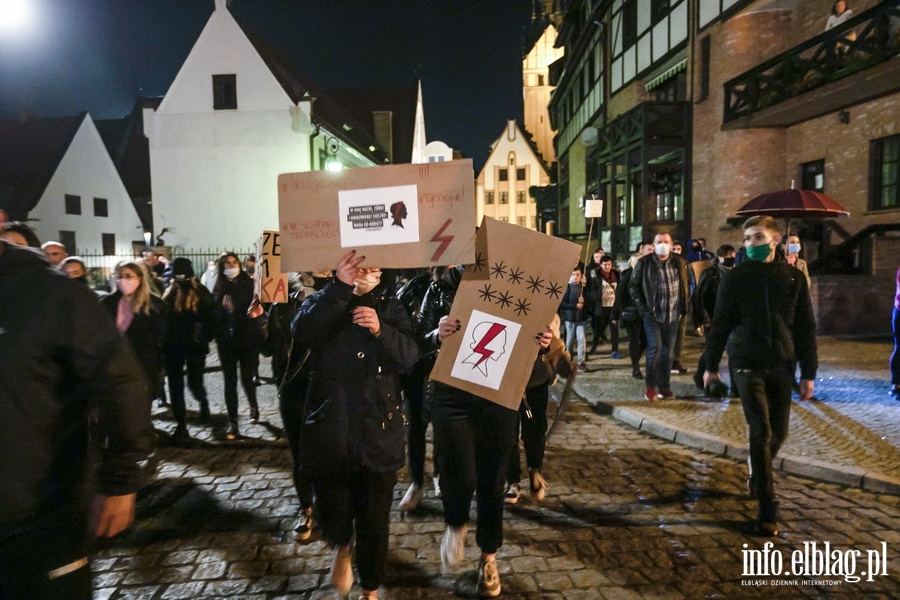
[336,250,365,286]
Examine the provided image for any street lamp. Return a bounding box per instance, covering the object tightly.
[0,0,36,36]
[143,231,152,248]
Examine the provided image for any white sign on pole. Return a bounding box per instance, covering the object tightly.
[584,199,604,219]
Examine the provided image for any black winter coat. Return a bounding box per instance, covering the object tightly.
[630,253,690,322]
[559,282,587,323]
[213,272,262,351]
[611,267,638,323]
[705,260,817,379]
[162,279,217,354]
[691,262,728,328]
[101,291,168,392]
[292,279,419,474]
[0,243,153,532]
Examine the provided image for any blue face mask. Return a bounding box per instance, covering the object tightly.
[745,243,773,262]
[787,243,801,255]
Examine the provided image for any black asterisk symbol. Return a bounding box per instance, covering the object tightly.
[473,253,486,272]
[496,290,513,309]
[544,281,563,300]
[508,267,524,285]
[478,284,497,303]
[513,297,531,316]
[490,261,507,280]
[526,275,544,294]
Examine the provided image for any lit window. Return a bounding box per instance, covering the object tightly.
[485,191,494,205]
[499,192,509,204]
[517,191,526,203]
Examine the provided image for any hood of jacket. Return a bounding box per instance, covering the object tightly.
[0,241,50,275]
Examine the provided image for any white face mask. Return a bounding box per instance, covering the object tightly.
[224,267,240,279]
[787,243,801,255]
[654,242,671,257]
[117,279,140,296]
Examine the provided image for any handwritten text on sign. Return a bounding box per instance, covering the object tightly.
[255,230,289,303]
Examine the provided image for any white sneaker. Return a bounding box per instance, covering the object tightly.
[529,470,547,502]
[433,475,442,498]
[330,544,353,595]
[476,554,501,597]
[502,482,520,504]
[439,524,467,571]
[399,483,424,511]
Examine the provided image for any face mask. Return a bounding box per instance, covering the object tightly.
[745,242,773,262]
[74,275,89,286]
[117,279,140,295]
[691,244,701,252]
[224,267,240,279]
[654,243,671,257]
[354,271,381,295]
[722,257,735,268]
[787,243,801,255]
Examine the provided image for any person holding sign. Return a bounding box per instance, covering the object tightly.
[292,250,419,599]
[418,266,552,598]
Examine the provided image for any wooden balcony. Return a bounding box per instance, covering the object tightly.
[723,0,900,129]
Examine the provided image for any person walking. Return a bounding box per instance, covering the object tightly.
[589,255,622,359]
[560,264,589,372]
[161,257,218,441]
[213,252,264,439]
[704,216,817,536]
[630,232,690,401]
[293,251,419,599]
[890,265,900,399]
[0,226,154,599]
[612,253,648,379]
[691,244,736,395]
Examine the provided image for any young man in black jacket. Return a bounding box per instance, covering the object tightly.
[0,212,154,599]
[703,216,817,536]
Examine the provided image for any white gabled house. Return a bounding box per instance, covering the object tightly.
[0,112,144,255]
[142,0,389,250]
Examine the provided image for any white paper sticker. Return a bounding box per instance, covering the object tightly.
[450,309,522,390]
[338,184,420,247]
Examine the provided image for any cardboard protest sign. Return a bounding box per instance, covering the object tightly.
[430,217,581,410]
[278,160,477,271]
[255,230,289,304]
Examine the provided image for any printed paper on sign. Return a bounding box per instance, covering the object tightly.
[584,199,604,218]
[338,184,420,247]
[450,309,521,390]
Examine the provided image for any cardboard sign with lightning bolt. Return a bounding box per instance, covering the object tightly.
[430,217,581,410]
[277,160,476,271]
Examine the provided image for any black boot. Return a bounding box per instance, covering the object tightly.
[753,501,778,536]
[249,400,260,424]
[198,401,211,421]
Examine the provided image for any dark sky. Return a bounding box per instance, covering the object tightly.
[0,0,539,171]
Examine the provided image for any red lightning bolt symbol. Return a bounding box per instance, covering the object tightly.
[471,323,507,368]
[430,218,453,262]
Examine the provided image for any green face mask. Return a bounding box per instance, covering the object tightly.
[745,242,773,262]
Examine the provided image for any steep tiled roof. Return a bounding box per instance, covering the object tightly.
[234,20,391,165]
[326,84,417,164]
[0,113,86,220]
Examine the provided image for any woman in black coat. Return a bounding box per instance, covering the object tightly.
[292,251,418,599]
[213,252,263,440]
[100,260,168,402]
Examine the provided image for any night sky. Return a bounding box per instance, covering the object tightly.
[0,0,540,171]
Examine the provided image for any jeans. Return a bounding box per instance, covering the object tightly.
[313,469,397,591]
[433,385,518,554]
[733,366,793,506]
[622,317,647,369]
[507,382,549,484]
[165,346,208,426]
[564,321,587,365]
[278,386,314,509]
[891,307,900,386]
[642,314,680,389]
[218,341,259,421]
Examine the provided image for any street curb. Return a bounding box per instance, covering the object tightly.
[575,382,900,496]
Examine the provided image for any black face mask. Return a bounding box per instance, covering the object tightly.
[722,257,735,268]
[692,244,702,252]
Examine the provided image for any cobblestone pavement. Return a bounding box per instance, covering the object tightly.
[575,336,900,494]
[91,339,900,598]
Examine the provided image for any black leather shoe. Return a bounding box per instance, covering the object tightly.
[632,368,643,379]
[249,404,260,424]
[226,420,239,440]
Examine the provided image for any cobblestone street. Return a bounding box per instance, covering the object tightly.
[92,336,900,599]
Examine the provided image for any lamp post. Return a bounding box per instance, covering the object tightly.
[143,231,152,249]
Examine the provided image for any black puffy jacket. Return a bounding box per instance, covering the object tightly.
[0,243,153,534]
[292,279,419,474]
[705,260,817,379]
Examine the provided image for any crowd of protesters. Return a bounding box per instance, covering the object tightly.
[6,210,899,599]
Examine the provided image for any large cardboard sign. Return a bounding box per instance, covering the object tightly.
[255,230,289,304]
[278,160,477,271]
[430,217,581,410]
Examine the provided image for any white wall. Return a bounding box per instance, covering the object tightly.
[144,3,313,250]
[29,115,143,254]
[475,120,550,229]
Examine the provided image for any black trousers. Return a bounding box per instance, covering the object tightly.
[621,317,646,368]
[402,363,436,488]
[433,387,518,554]
[733,365,793,506]
[0,512,91,600]
[278,390,314,509]
[891,307,900,386]
[592,307,619,353]
[507,382,549,484]
[218,342,258,420]
[313,469,397,591]
[165,346,208,426]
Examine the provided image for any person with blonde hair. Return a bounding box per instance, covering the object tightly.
[100,261,168,403]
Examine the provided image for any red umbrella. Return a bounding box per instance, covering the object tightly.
[736,189,850,219]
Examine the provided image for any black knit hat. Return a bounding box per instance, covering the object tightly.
[172,257,195,280]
